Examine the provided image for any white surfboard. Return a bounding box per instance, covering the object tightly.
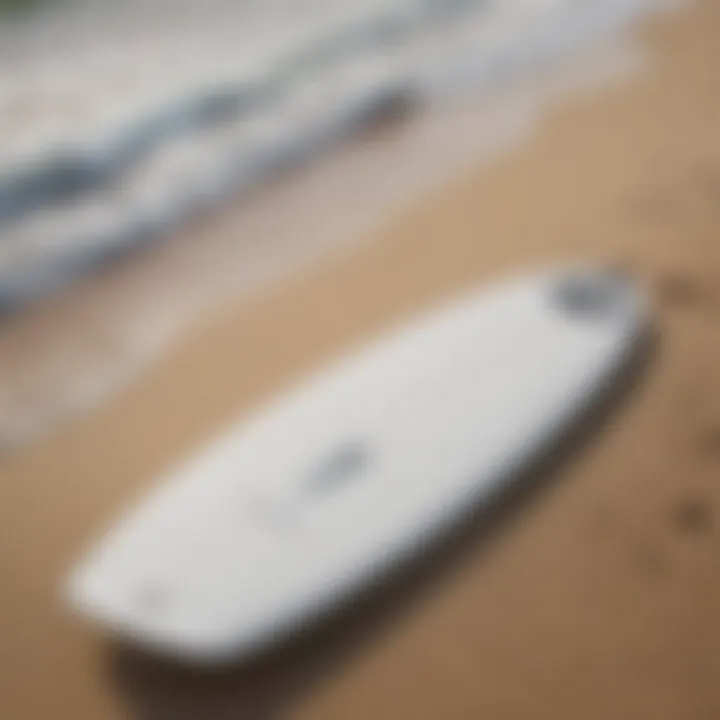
[67,266,649,663]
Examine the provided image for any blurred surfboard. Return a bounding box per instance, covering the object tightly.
[68,266,650,663]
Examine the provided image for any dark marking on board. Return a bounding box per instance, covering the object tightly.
[305,440,371,497]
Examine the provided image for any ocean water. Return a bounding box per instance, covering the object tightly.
[0,0,675,446]
[0,0,671,308]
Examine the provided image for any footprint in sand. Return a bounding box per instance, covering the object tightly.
[673,392,720,465]
[656,271,708,310]
[672,496,713,537]
[634,544,669,580]
[697,425,720,461]
[624,188,681,224]
[690,162,720,210]
[587,504,671,580]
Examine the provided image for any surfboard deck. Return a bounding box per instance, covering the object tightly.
[67,266,649,663]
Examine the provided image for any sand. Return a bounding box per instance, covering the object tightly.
[1,0,720,718]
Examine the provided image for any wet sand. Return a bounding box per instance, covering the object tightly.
[2,1,720,718]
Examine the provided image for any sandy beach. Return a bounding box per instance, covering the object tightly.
[1,0,720,718]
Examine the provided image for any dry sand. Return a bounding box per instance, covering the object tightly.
[1,0,720,718]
